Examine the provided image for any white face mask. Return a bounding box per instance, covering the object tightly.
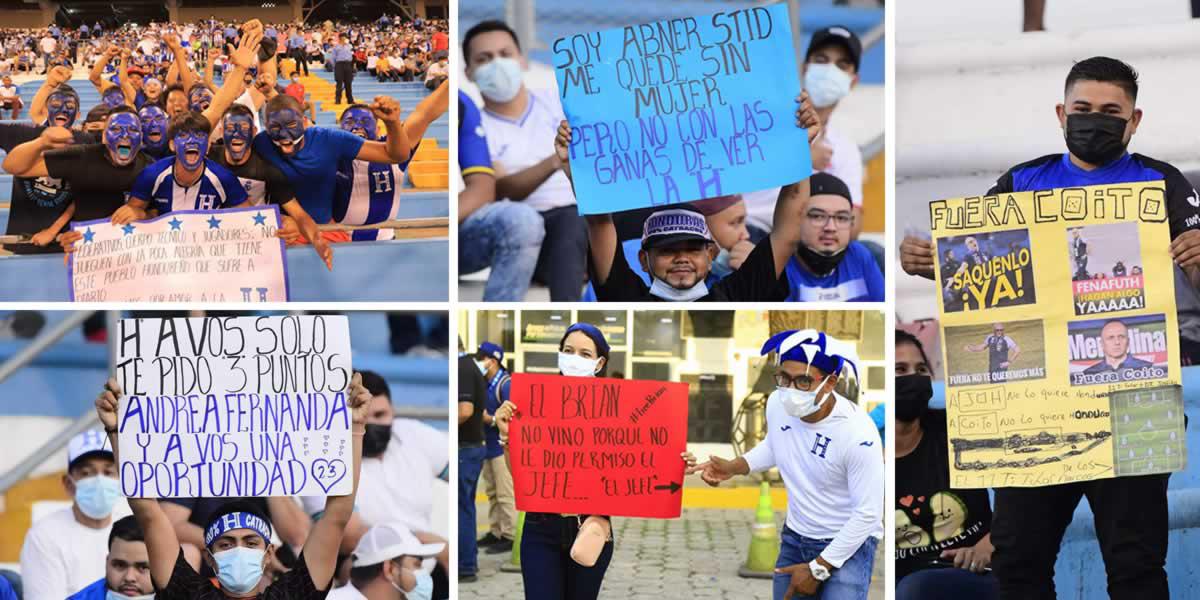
[772,377,832,418]
[558,352,600,377]
[473,56,523,103]
[648,277,709,302]
[804,62,853,108]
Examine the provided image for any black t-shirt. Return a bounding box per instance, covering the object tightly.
[0,124,95,254]
[44,143,153,222]
[458,353,486,445]
[155,547,328,600]
[895,409,992,581]
[208,143,296,206]
[591,235,788,302]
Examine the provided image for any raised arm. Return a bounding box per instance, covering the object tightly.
[162,33,195,91]
[355,96,412,164]
[301,372,371,591]
[89,45,120,92]
[553,119,617,282]
[1,126,72,178]
[29,65,72,125]
[117,49,138,106]
[201,29,259,127]
[204,47,219,88]
[403,79,448,143]
[767,92,822,275]
[96,379,181,590]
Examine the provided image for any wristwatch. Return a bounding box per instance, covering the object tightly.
[809,559,832,582]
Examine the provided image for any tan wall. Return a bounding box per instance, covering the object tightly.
[5,11,49,28]
[175,6,297,25]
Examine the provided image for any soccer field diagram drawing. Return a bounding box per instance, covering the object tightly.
[1112,385,1186,476]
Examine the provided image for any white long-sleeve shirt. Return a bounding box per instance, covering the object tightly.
[743,391,884,568]
[19,507,111,600]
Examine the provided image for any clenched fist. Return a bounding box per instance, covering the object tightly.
[369,95,403,123]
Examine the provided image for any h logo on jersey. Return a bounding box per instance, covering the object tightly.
[810,433,832,459]
[197,194,217,210]
[372,170,394,193]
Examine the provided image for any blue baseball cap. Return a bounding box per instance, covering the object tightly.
[475,342,504,363]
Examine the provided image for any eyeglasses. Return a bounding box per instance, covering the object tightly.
[774,371,818,390]
[805,210,854,229]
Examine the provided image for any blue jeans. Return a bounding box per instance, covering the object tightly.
[458,445,486,575]
[773,528,877,600]
[459,200,544,301]
[896,568,998,600]
[520,513,613,600]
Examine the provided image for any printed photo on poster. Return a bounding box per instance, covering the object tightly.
[1068,314,1170,386]
[1111,385,1186,477]
[944,320,1047,386]
[1068,223,1147,316]
[937,229,1037,313]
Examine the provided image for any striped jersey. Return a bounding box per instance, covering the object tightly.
[131,156,249,215]
[332,146,413,241]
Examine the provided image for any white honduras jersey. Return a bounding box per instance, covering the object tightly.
[479,88,576,212]
[332,159,404,241]
[743,391,884,568]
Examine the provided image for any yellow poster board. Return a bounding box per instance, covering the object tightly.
[931,181,1185,488]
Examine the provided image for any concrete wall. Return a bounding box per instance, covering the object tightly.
[175,6,296,25]
[6,10,48,28]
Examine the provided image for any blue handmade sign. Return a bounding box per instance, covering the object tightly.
[555,3,811,214]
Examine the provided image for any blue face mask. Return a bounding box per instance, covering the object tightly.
[339,107,377,140]
[46,90,79,127]
[74,475,121,519]
[211,546,266,594]
[138,105,168,152]
[472,57,523,103]
[223,114,255,162]
[173,130,209,170]
[189,86,214,112]
[102,87,126,108]
[392,568,434,600]
[104,113,143,166]
[265,108,306,154]
[105,590,154,600]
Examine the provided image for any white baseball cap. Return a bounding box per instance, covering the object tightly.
[67,430,113,469]
[351,522,445,567]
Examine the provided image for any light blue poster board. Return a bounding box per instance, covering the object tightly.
[554,3,811,215]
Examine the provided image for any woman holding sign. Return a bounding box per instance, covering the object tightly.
[493,322,698,600]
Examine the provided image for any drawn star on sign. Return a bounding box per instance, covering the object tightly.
[253,212,267,226]
[121,223,135,236]
[168,217,183,230]
[82,228,95,243]
[207,216,221,229]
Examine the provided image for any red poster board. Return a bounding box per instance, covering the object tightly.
[508,373,690,519]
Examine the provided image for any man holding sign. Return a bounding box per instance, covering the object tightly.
[899,57,1200,600]
[692,330,883,600]
[94,372,371,600]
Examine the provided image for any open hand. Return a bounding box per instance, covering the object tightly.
[313,236,333,271]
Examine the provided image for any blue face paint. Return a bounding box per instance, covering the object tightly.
[265,108,306,154]
[46,90,79,127]
[102,87,126,108]
[189,87,214,112]
[173,130,209,170]
[138,105,168,152]
[222,114,255,162]
[339,107,377,140]
[104,113,143,166]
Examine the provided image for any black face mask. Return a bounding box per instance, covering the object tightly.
[895,375,933,422]
[1064,112,1129,166]
[797,243,847,276]
[363,423,391,457]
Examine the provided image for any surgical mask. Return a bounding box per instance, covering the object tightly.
[392,569,434,600]
[211,546,265,594]
[46,90,79,127]
[74,474,122,519]
[172,130,209,170]
[339,106,377,140]
[362,423,391,457]
[223,114,255,162]
[558,352,599,377]
[473,57,523,103]
[138,105,168,153]
[1064,112,1129,166]
[475,360,489,376]
[649,277,709,301]
[772,378,831,419]
[796,243,846,277]
[106,591,154,600]
[804,63,853,108]
[104,113,143,166]
[895,375,933,422]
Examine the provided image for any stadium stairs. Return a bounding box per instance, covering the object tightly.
[456,0,884,300]
[0,311,450,567]
[0,66,449,301]
[932,367,1200,598]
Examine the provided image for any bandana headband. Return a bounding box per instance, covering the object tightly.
[205,511,272,547]
[760,329,859,382]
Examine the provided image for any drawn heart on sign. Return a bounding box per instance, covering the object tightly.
[899,495,914,507]
[312,459,348,493]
